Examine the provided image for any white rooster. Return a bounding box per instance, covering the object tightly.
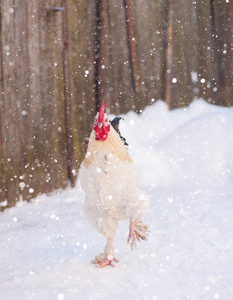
[79,101,150,268]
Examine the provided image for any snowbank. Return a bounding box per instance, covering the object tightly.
[120,99,233,189]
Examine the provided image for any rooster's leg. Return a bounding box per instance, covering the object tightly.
[128,221,136,250]
[92,237,119,268]
[128,220,149,250]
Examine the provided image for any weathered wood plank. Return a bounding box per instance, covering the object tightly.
[33,0,66,193]
[132,0,164,107]
[47,0,68,189]
[22,0,42,199]
[67,0,96,168]
[0,0,5,203]
[211,0,233,106]
[14,1,31,200]
[166,0,193,108]
[95,0,135,114]
[1,0,20,206]
[222,0,233,106]
[195,1,215,103]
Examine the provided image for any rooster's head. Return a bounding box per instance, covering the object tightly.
[93,100,110,141]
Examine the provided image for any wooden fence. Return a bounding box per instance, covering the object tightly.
[0,0,232,209]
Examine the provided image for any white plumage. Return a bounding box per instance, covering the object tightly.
[79,103,150,268]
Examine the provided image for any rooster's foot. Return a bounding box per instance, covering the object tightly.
[127,220,149,250]
[91,254,119,268]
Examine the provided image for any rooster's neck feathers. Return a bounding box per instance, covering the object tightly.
[83,124,132,168]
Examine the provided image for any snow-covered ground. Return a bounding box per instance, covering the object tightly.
[1,99,233,300]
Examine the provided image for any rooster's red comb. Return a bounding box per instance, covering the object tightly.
[98,100,106,123]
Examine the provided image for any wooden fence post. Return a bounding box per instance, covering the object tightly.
[61,0,75,186]
[0,0,4,203]
[93,0,101,112]
[163,0,173,109]
[1,0,20,207]
[123,0,140,93]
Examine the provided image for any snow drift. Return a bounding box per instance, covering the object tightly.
[120,99,233,189]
